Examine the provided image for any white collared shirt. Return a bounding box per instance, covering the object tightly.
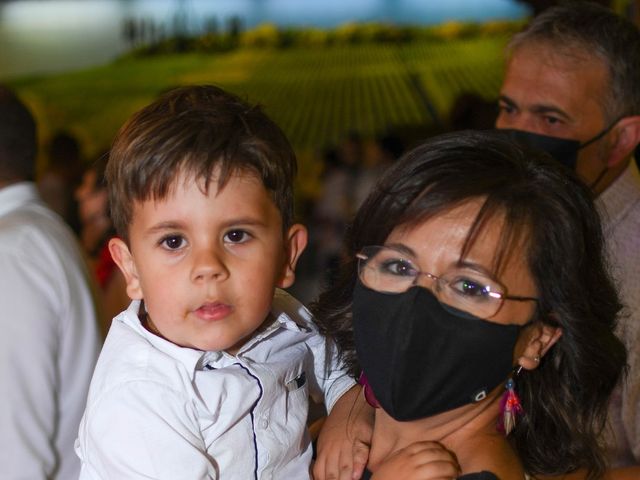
[0,182,101,479]
[598,160,640,466]
[76,290,355,479]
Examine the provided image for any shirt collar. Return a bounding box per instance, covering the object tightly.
[596,159,640,233]
[220,295,313,359]
[0,182,40,217]
[117,300,208,375]
[118,293,312,372]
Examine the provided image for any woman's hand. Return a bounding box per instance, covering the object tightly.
[370,441,461,480]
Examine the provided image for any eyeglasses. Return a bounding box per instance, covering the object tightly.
[356,245,538,319]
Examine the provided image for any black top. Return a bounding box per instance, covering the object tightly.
[361,469,499,480]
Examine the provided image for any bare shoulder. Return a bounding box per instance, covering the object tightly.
[459,433,525,480]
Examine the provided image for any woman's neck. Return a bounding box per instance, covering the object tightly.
[367,389,524,477]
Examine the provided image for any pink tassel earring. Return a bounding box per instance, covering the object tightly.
[497,374,523,435]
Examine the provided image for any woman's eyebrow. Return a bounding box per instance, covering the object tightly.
[454,259,496,278]
[383,242,416,257]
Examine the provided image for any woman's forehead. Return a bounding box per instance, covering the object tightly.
[388,199,530,275]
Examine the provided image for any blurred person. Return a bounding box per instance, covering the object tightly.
[74,152,128,333]
[0,86,100,479]
[353,133,404,209]
[312,147,354,289]
[496,2,640,466]
[38,130,84,234]
[312,132,366,288]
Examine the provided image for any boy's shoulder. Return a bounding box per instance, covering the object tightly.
[271,288,317,332]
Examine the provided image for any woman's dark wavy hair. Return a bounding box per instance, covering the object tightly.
[312,130,626,479]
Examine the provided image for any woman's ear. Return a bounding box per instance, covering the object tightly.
[517,322,563,371]
[276,223,308,289]
[108,237,143,300]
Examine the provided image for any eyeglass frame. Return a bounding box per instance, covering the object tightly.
[356,245,539,318]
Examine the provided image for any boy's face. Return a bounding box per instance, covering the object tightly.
[109,169,307,353]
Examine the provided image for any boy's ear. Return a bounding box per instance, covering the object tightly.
[108,237,143,300]
[517,321,563,371]
[608,115,640,167]
[276,223,308,289]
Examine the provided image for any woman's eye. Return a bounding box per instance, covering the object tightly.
[380,259,416,277]
[160,235,185,250]
[450,278,489,298]
[224,230,251,244]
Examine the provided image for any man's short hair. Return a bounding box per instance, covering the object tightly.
[0,86,37,182]
[508,2,640,121]
[107,85,297,241]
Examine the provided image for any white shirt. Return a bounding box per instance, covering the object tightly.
[598,160,640,466]
[76,290,355,480]
[0,182,101,479]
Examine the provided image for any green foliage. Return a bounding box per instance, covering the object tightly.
[10,33,509,175]
[122,20,521,56]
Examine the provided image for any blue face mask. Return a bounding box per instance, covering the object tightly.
[501,120,619,171]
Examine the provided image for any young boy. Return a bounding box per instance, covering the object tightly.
[75,85,363,479]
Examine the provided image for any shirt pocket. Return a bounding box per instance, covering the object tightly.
[283,368,310,425]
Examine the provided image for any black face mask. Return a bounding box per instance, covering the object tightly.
[352,282,523,421]
[502,122,617,171]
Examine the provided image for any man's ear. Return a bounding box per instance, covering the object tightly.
[108,237,143,300]
[517,322,563,371]
[607,115,640,167]
[276,223,308,289]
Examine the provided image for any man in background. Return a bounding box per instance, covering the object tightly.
[495,3,640,466]
[0,85,100,479]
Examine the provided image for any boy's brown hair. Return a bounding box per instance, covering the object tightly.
[107,85,297,241]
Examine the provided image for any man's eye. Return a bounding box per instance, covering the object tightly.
[224,230,251,244]
[160,235,185,250]
[544,116,562,125]
[498,103,515,115]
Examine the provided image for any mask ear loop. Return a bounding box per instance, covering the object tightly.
[578,117,623,192]
[578,116,622,151]
[588,167,609,191]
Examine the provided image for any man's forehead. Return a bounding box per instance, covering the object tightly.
[502,42,609,116]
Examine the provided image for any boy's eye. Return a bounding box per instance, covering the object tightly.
[160,235,185,250]
[224,230,251,244]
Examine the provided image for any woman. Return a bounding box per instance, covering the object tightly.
[313,131,627,479]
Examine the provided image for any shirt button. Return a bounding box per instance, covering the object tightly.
[260,418,269,429]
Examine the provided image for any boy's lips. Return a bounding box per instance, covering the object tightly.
[194,302,233,321]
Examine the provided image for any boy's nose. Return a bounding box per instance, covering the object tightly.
[191,247,229,283]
